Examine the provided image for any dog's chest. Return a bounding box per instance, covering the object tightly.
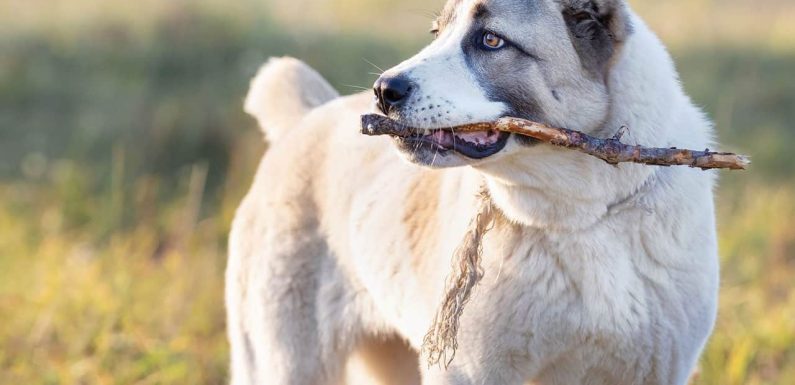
[348,174,654,348]
[479,217,652,338]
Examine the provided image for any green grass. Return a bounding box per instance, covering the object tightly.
[0,2,793,384]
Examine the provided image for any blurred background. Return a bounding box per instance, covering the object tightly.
[0,0,793,384]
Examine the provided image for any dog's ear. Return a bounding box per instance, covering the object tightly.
[561,0,631,79]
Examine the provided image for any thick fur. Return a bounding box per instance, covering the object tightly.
[244,57,339,141]
[226,1,719,384]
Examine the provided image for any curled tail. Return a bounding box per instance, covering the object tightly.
[244,57,339,142]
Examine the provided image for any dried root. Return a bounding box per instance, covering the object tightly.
[422,187,496,368]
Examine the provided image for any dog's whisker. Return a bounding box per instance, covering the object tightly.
[362,58,385,73]
[405,8,442,20]
[342,84,370,91]
[450,126,458,152]
[429,134,439,166]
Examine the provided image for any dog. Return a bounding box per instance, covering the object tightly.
[226,0,720,384]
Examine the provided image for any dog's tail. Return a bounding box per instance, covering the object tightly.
[244,57,339,142]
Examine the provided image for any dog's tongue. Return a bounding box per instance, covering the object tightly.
[429,130,454,147]
[453,130,501,146]
[426,129,502,149]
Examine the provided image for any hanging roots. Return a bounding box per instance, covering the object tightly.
[421,187,496,368]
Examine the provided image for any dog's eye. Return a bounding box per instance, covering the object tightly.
[481,32,505,50]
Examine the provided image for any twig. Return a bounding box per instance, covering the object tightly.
[360,114,749,170]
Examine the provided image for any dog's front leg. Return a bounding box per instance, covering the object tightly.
[416,309,538,384]
[419,352,529,385]
[421,366,522,385]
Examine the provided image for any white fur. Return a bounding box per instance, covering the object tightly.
[382,0,506,130]
[226,3,719,385]
[244,57,339,141]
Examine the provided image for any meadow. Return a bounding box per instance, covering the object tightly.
[0,0,793,384]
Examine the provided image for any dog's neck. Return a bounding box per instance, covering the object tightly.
[475,14,709,232]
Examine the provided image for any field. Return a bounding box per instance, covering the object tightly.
[0,0,793,384]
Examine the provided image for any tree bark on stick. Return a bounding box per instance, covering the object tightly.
[361,114,749,170]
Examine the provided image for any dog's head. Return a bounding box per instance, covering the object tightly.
[373,0,631,168]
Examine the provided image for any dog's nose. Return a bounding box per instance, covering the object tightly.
[374,76,413,115]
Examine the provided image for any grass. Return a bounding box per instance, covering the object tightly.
[0,175,229,384]
[0,1,793,384]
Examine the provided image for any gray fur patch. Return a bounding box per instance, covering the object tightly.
[459,0,548,145]
[562,0,632,80]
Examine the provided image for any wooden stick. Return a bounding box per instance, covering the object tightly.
[361,114,749,170]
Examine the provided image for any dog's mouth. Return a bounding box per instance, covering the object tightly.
[396,128,511,159]
[360,114,512,160]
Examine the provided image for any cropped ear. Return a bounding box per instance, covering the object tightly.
[561,0,631,79]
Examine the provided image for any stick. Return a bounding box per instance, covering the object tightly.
[361,114,749,170]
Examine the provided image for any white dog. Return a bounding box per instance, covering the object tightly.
[226,0,720,384]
